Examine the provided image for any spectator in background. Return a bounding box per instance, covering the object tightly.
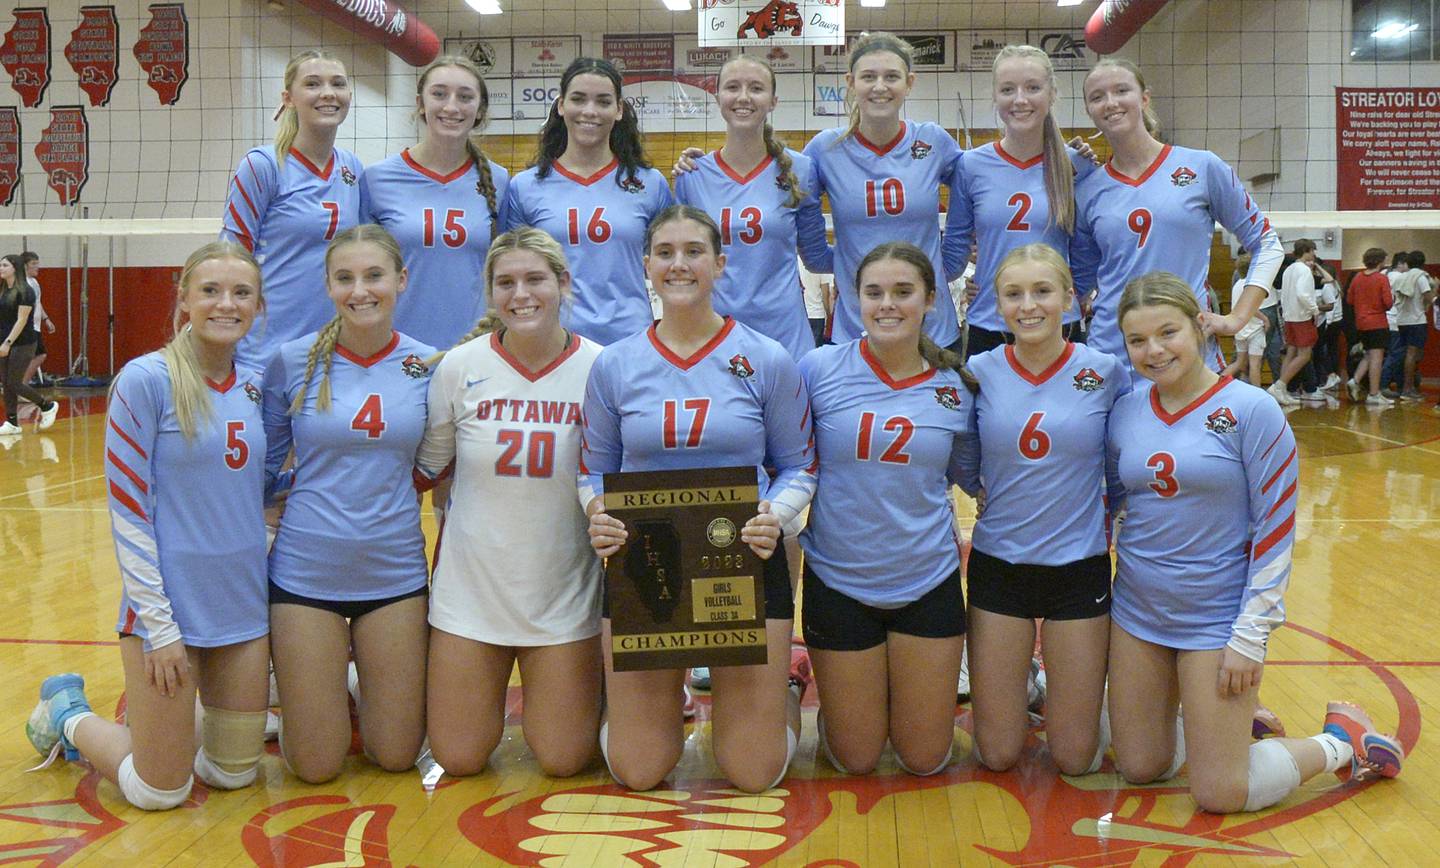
[1313,259,1344,393]
[799,258,831,348]
[1347,247,1393,405]
[1267,239,1322,406]
[1388,250,1433,401]
[20,253,54,388]
[1256,252,1286,383]
[1223,251,1267,385]
[1378,252,1409,398]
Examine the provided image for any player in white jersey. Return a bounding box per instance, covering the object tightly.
[28,244,272,810]
[417,227,603,778]
[954,244,1128,776]
[799,242,974,778]
[263,226,432,784]
[500,58,673,346]
[364,55,510,350]
[1070,59,1283,370]
[221,50,363,371]
[944,45,1096,359]
[1105,272,1403,814]
[673,55,832,360]
[581,206,816,793]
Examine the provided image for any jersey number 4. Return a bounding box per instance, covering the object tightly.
[1145,451,1179,497]
[496,430,556,478]
[422,208,467,248]
[224,421,249,470]
[662,398,710,449]
[855,412,913,464]
[351,394,386,440]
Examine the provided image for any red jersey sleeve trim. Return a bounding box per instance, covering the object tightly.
[109,480,149,523]
[107,448,149,495]
[1261,447,1297,495]
[1252,512,1294,561]
[109,419,148,460]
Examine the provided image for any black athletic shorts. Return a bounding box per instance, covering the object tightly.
[1358,328,1390,351]
[602,538,794,621]
[801,563,965,651]
[268,580,428,620]
[966,549,1112,621]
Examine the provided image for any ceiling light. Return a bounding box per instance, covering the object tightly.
[1057,0,1084,6]
[1373,20,1418,38]
[859,0,886,7]
[464,0,502,14]
[662,0,690,9]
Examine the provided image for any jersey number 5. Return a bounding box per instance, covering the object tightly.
[855,412,914,464]
[496,430,556,478]
[662,398,710,449]
[1146,451,1179,497]
[567,207,612,245]
[351,394,386,440]
[224,421,248,470]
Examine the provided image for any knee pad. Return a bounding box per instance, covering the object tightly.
[764,728,799,791]
[118,754,192,811]
[896,744,951,777]
[1244,739,1301,812]
[816,713,850,775]
[195,707,266,789]
[1084,693,1113,775]
[1158,712,1186,781]
[598,722,621,783]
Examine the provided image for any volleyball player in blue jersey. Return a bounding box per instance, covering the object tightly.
[955,243,1127,775]
[581,206,816,793]
[674,54,832,361]
[500,58,673,346]
[364,55,509,351]
[28,243,271,810]
[1070,59,1283,369]
[221,50,363,371]
[799,242,974,777]
[944,46,1097,358]
[1106,272,1402,813]
[262,226,433,784]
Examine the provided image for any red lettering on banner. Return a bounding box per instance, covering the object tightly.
[35,106,90,205]
[0,8,51,107]
[65,6,119,107]
[133,4,189,105]
[0,108,20,207]
[1336,86,1440,211]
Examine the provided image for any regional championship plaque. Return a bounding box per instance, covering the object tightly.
[604,466,768,672]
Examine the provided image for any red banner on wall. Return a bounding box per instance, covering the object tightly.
[1336,87,1440,211]
[35,106,89,206]
[0,108,20,207]
[288,0,440,67]
[134,3,189,105]
[0,7,51,107]
[66,6,119,107]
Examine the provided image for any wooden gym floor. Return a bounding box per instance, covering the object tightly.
[0,389,1437,867]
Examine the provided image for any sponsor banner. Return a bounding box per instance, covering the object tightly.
[675,37,735,77]
[959,29,1028,71]
[289,0,440,66]
[35,105,89,206]
[812,74,846,117]
[133,3,189,105]
[66,6,119,107]
[812,31,956,73]
[441,37,515,118]
[624,77,720,122]
[510,78,563,122]
[511,36,580,78]
[1336,87,1440,211]
[0,108,19,207]
[699,0,844,47]
[1026,28,1095,70]
[1,8,51,108]
[604,34,675,75]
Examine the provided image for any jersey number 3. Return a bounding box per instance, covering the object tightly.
[1146,451,1179,497]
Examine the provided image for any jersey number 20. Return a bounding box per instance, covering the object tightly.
[496,430,555,478]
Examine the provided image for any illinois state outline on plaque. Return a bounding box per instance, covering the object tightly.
[0,7,51,107]
[35,106,89,206]
[134,3,189,105]
[0,108,19,207]
[66,6,119,107]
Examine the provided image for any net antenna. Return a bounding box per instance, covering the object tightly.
[955,91,973,151]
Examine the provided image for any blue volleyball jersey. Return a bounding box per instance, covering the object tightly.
[578,317,816,528]
[956,343,1130,565]
[499,161,674,346]
[363,150,512,350]
[673,149,833,361]
[1070,145,1281,365]
[943,143,1095,332]
[1106,376,1297,660]
[221,146,365,370]
[263,331,435,600]
[803,123,962,346]
[798,339,975,606]
[106,353,269,650]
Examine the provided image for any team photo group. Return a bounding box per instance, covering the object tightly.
[20,29,1406,820]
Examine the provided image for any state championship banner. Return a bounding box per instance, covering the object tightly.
[699,0,844,47]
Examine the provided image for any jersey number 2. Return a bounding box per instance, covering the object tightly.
[496,430,555,478]
[855,412,914,464]
[1146,451,1179,497]
[351,394,386,440]
[224,421,248,470]
[1006,193,1033,232]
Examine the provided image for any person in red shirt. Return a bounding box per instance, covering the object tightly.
[1346,247,1394,404]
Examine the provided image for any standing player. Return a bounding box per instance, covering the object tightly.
[500,58,673,346]
[262,226,432,783]
[945,45,1096,358]
[955,243,1127,775]
[581,206,815,793]
[418,228,603,778]
[1070,58,1283,370]
[1105,271,1403,814]
[364,55,509,350]
[27,242,271,809]
[673,54,832,361]
[222,49,364,371]
[799,242,974,777]
[802,32,963,349]
[0,255,58,433]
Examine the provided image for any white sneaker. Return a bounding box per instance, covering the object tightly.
[1365,393,1389,406]
[38,402,59,431]
[1267,382,1299,406]
[1323,373,1341,390]
[0,421,21,436]
[1347,380,1363,402]
[1299,392,1326,405]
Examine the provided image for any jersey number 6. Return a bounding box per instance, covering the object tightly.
[1018,411,1051,460]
